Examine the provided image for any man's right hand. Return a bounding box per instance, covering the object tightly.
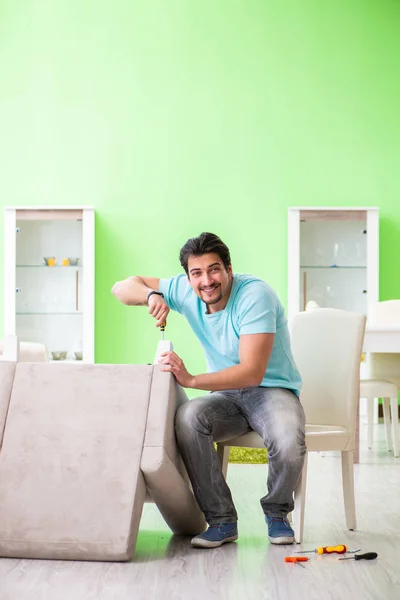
[148,294,170,327]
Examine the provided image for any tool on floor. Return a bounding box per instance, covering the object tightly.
[339,552,378,561]
[284,556,308,568]
[295,545,358,555]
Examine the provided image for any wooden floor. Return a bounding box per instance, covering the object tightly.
[1,421,400,600]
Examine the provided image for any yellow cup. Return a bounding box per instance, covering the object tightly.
[62,258,69,266]
[48,258,56,267]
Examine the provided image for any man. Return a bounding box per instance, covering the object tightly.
[112,232,306,549]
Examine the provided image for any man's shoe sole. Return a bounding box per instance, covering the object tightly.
[268,535,295,545]
[191,534,238,549]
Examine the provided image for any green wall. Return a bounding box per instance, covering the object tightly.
[1,1,400,385]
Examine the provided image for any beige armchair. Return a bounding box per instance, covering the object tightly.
[0,362,204,561]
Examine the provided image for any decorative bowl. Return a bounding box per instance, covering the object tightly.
[74,351,83,360]
[51,351,68,361]
[68,257,79,266]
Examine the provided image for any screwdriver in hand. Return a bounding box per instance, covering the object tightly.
[160,322,166,341]
[295,545,349,555]
[285,556,309,568]
[339,552,378,561]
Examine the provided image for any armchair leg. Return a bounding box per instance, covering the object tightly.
[341,450,356,530]
[293,453,308,544]
[216,444,230,479]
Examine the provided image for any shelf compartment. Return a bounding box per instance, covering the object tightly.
[4,206,94,363]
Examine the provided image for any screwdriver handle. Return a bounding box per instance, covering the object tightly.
[339,552,378,561]
[285,556,309,563]
[317,545,347,555]
[160,322,166,331]
[354,552,378,561]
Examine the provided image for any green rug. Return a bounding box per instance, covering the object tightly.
[228,446,267,464]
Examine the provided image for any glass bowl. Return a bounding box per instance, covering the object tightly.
[51,351,68,361]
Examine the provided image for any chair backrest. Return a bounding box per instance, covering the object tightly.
[0,339,48,362]
[0,336,18,361]
[367,300,400,387]
[291,308,366,433]
[305,300,320,311]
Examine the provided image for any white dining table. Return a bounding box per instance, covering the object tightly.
[354,326,400,463]
[363,326,400,353]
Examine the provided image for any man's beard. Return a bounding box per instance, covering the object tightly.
[201,286,223,307]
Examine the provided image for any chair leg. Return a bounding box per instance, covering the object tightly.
[382,397,392,453]
[367,397,374,449]
[341,450,356,530]
[293,453,308,544]
[216,444,230,478]
[390,396,399,458]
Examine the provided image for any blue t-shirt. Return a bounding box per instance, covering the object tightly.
[159,273,302,395]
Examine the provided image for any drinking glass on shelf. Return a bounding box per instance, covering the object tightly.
[332,243,339,265]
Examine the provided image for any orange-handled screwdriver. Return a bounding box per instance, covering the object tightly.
[285,556,308,568]
[295,545,348,555]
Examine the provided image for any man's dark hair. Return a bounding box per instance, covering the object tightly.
[179,232,232,275]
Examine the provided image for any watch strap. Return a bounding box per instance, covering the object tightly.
[147,290,164,303]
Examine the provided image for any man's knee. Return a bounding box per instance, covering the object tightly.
[268,414,306,462]
[279,431,306,463]
[175,398,207,434]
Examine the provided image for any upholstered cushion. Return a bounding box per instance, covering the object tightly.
[217,424,351,453]
[360,378,398,399]
[0,363,152,561]
[142,367,206,535]
[0,361,16,447]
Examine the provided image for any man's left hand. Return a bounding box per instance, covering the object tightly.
[158,351,195,388]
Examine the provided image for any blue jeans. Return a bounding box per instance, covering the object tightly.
[175,387,306,526]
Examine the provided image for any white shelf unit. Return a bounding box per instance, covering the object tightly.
[287,207,379,325]
[3,207,95,363]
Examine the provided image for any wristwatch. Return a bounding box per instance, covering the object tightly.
[147,290,164,304]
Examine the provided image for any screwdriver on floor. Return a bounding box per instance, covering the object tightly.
[285,556,309,568]
[295,545,356,555]
[339,552,378,561]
